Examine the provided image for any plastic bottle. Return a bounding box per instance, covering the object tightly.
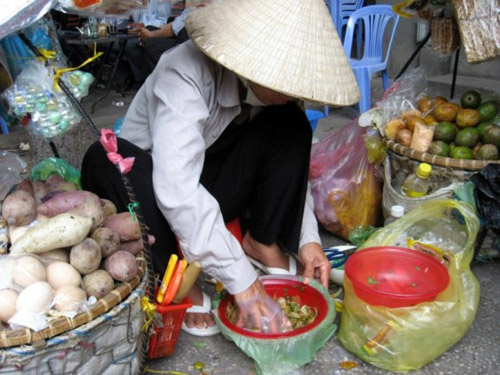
[384,205,405,226]
[401,163,432,198]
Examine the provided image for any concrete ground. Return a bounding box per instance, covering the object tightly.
[1,79,499,375]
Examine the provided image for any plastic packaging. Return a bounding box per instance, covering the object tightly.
[338,199,480,371]
[56,0,147,17]
[470,164,500,234]
[1,61,82,139]
[310,119,382,240]
[0,1,55,41]
[0,253,89,331]
[30,157,82,188]
[214,276,336,375]
[0,151,27,201]
[401,163,432,197]
[384,205,405,226]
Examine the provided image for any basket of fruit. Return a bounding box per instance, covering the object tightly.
[382,90,500,170]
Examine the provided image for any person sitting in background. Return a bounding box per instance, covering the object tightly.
[124,0,173,87]
[134,7,193,80]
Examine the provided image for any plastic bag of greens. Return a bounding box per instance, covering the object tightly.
[214,276,336,375]
[338,199,480,371]
[30,157,81,188]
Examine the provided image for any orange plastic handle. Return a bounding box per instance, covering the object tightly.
[161,259,187,306]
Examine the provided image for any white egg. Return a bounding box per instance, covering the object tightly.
[16,282,53,313]
[38,248,70,263]
[46,262,82,289]
[0,289,18,323]
[53,286,87,312]
[12,256,47,288]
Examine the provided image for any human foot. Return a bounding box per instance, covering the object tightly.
[181,284,219,336]
[242,232,297,274]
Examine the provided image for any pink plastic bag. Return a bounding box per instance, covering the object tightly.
[309,120,382,240]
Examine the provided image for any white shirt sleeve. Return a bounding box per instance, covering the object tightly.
[149,64,258,295]
[299,182,321,248]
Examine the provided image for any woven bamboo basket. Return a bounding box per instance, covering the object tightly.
[0,273,147,375]
[384,138,500,171]
[382,151,474,218]
[0,257,145,349]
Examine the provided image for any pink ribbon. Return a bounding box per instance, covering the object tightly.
[100,129,135,174]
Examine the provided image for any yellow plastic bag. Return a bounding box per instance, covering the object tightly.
[338,199,480,371]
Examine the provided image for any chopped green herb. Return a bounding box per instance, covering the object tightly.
[300,286,305,292]
[415,265,421,271]
[192,342,208,349]
[193,361,204,371]
[367,276,379,285]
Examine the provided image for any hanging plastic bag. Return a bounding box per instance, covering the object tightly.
[214,276,336,375]
[309,119,382,240]
[1,61,82,139]
[338,199,480,371]
[0,24,52,79]
[470,164,500,234]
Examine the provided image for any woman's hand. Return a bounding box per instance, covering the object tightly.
[234,280,291,333]
[298,242,330,289]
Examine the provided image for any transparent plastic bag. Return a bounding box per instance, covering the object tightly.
[309,119,382,240]
[338,199,480,371]
[214,276,336,375]
[0,253,89,331]
[0,151,27,201]
[1,61,82,139]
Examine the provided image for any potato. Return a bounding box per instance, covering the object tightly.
[91,227,120,257]
[47,261,82,289]
[118,235,156,255]
[16,179,33,194]
[9,214,49,244]
[2,189,36,226]
[100,199,117,220]
[37,191,95,217]
[83,270,114,299]
[68,196,104,232]
[104,212,141,241]
[10,213,92,254]
[104,251,138,282]
[32,180,48,206]
[53,286,87,312]
[70,238,102,275]
[45,174,78,193]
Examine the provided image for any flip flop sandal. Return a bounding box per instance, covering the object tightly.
[247,254,297,276]
[323,246,357,285]
[181,291,220,337]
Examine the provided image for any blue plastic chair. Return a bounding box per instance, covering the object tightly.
[0,116,9,134]
[325,0,364,116]
[343,5,400,113]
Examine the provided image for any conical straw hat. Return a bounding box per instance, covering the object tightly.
[186,0,360,106]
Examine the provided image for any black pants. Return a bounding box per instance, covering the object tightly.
[124,26,185,84]
[81,102,312,273]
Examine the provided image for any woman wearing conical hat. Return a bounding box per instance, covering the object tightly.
[82,0,359,336]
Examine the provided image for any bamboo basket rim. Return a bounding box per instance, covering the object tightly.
[0,255,146,349]
[384,138,500,170]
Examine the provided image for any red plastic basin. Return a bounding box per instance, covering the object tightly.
[218,277,328,339]
[345,246,450,308]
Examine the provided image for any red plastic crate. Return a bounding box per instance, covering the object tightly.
[147,297,193,359]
